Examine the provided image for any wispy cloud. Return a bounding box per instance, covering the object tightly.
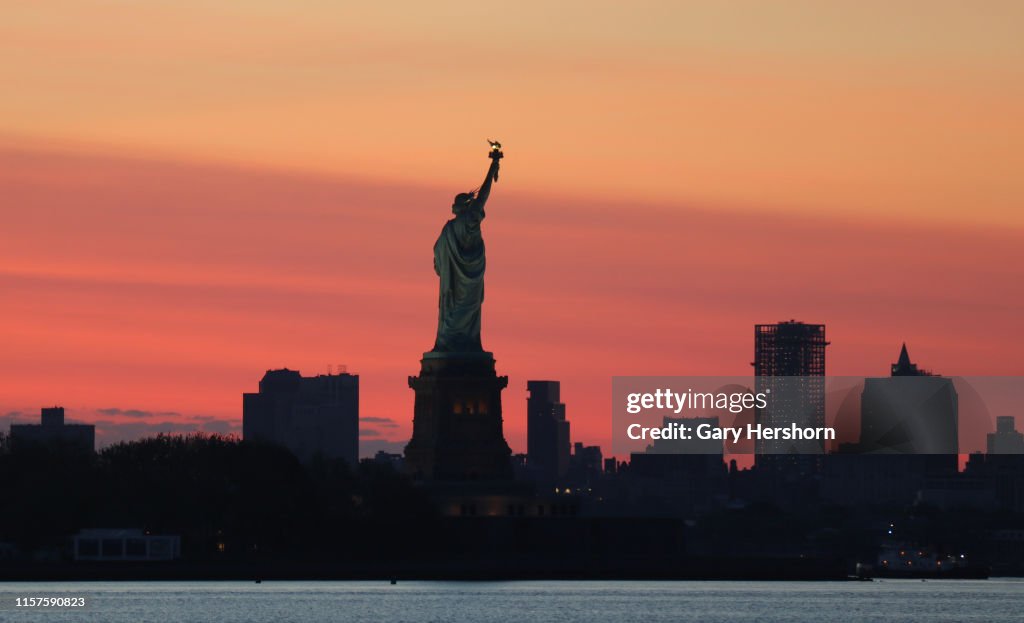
[97,407,181,418]
[360,416,399,428]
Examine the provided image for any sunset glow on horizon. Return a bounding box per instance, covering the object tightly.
[2,2,1023,456]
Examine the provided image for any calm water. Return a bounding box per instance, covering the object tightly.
[1,579,1022,622]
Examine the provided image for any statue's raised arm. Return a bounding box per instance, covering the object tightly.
[472,140,502,212]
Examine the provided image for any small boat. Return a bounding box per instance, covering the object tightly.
[861,541,989,579]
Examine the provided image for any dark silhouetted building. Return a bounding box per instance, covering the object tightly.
[568,442,603,485]
[964,452,1024,513]
[9,407,94,453]
[989,416,1024,455]
[891,342,928,376]
[603,457,618,475]
[822,345,958,506]
[243,368,358,464]
[628,416,727,514]
[753,321,828,461]
[573,443,602,471]
[370,451,405,470]
[860,344,957,454]
[822,453,958,507]
[527,380,570,483]
[631,416,725,476]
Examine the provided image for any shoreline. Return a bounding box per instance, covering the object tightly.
[0,558,854,582]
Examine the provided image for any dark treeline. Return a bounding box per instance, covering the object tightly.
[0,434,437,561]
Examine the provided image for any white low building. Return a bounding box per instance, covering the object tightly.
[73,529,180,561]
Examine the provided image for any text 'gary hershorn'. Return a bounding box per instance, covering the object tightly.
[625,421,837,443]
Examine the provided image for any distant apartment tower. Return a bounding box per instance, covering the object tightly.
[987,416,1024,455]
[860,344,958,454]
[9,407,94,453]
[753,321,829,459]
[571,442,603,478]
[527,381,570,483]
[243,368,358,464]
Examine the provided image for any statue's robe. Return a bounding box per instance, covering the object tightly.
[432,203,485,352]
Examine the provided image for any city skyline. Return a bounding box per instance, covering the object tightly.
[2,147,1022,454]
[2,304,1020,458]
[3,2,1024,457]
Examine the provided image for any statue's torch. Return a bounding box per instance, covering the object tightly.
[487,139,502,181]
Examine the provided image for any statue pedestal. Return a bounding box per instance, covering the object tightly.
[404,352,513,481]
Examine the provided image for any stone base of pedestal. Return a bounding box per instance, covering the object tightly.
[404,352,513,481]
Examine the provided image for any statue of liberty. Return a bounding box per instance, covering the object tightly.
[407,140,513,481]
[431,141,503,353]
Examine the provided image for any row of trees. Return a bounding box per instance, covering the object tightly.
[0,434,436,560]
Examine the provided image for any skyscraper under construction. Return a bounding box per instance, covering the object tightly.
[753,321,829,465]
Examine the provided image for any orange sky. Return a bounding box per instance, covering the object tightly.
[2,2,1023,455]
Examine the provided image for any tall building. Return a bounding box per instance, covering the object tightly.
[988,416,1024,455]
[527,380,570,483]
[243,368,358,464]
[860,344,958,454]
[9,407,94,453]
[752,321,829,459]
